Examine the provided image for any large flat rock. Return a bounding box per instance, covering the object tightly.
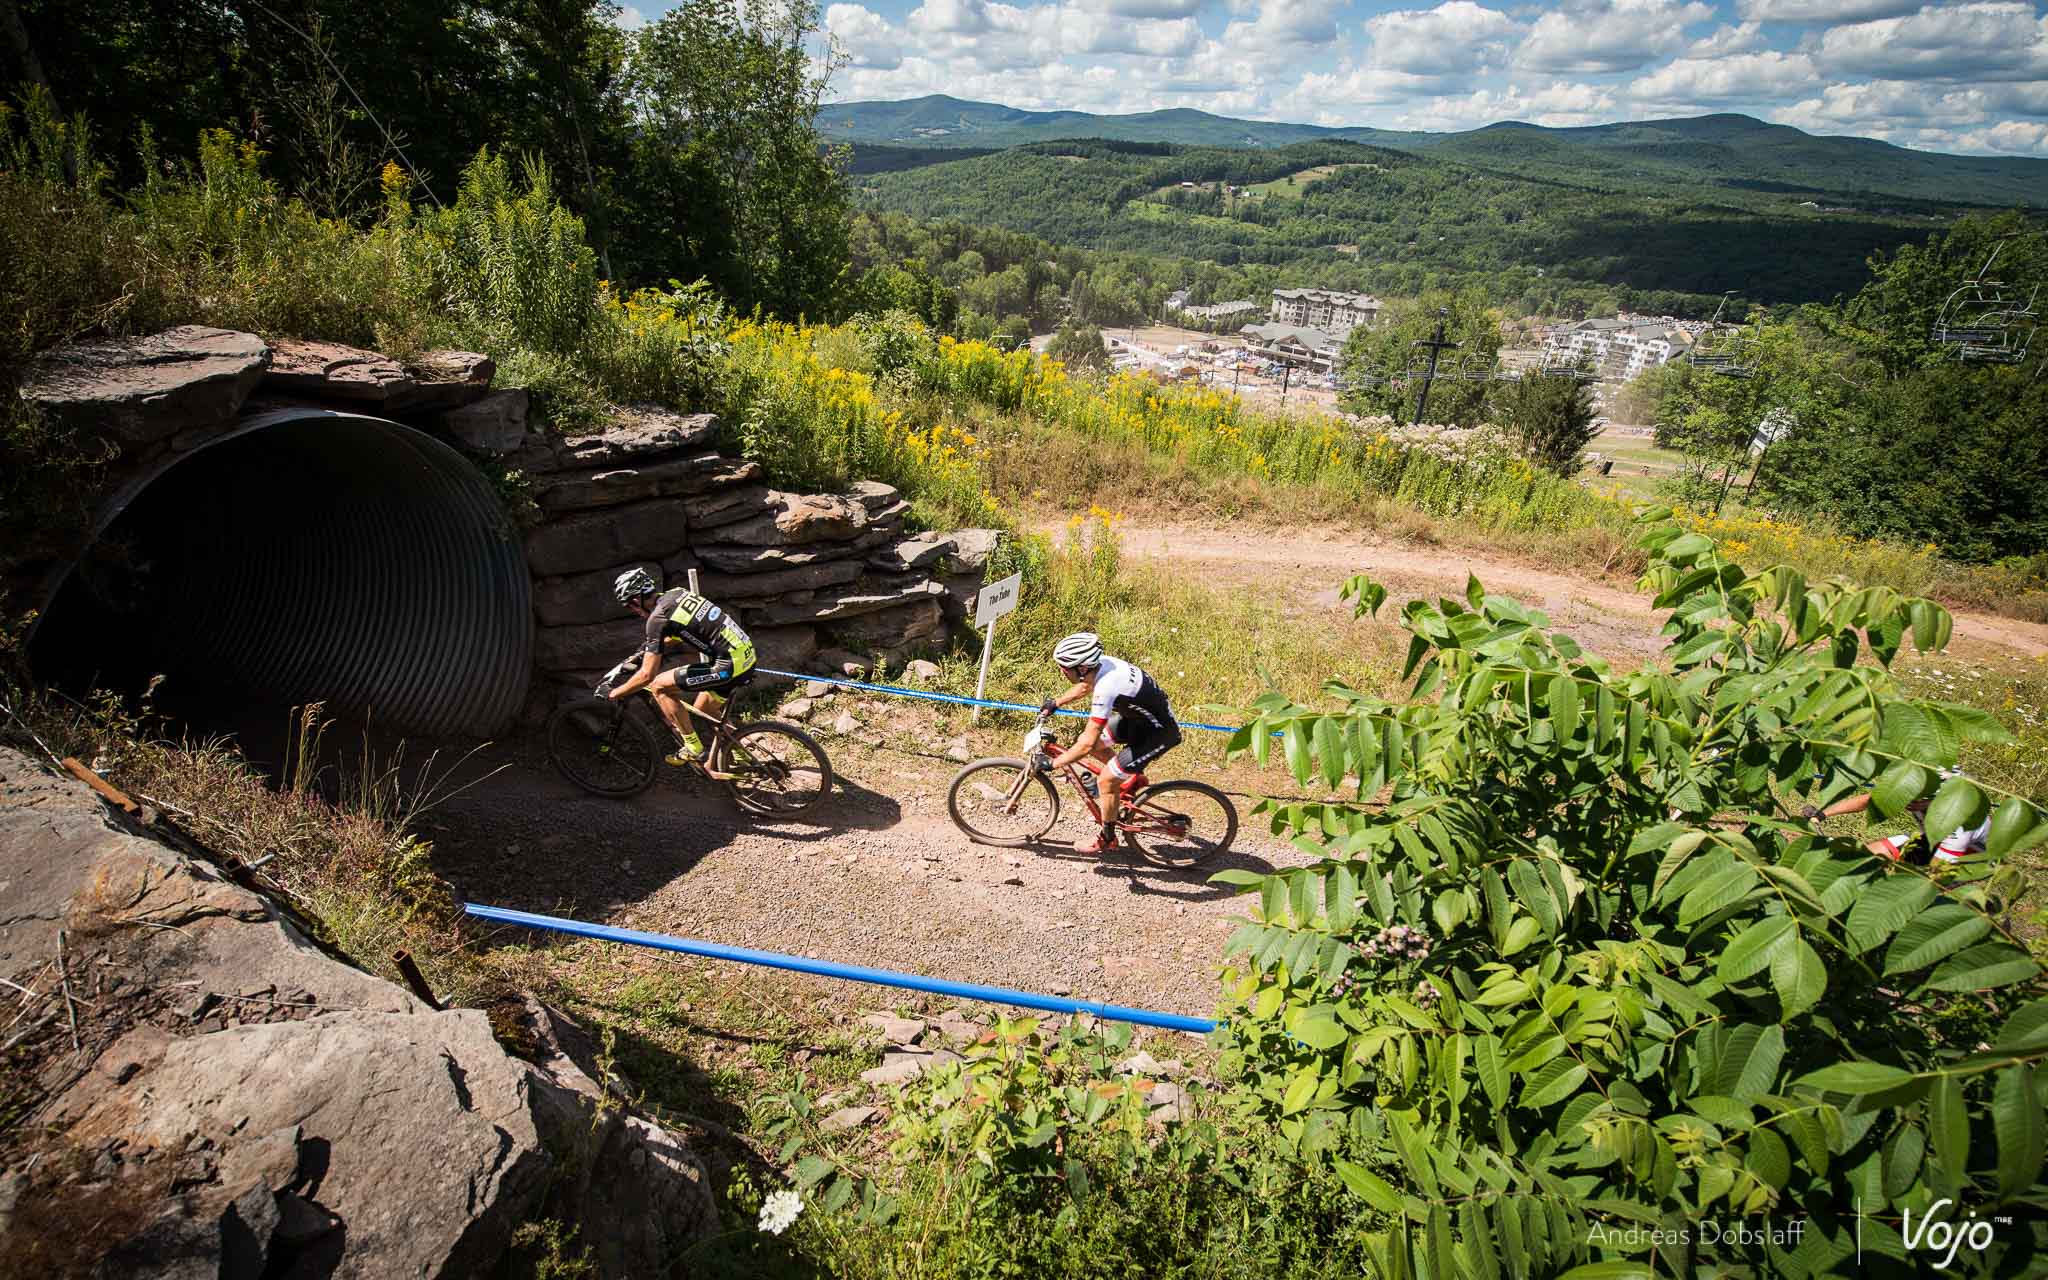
[263,338,414,404]
[698,558,864,600]
[711,491,870,547]
[533,561,663,628]
[556,407,719,467]
[694,540,862,574]
[533,453,761,514]
[524,498,691,577]
[20,325,270,443]
[751,575,946,627]
[533,618,645,673]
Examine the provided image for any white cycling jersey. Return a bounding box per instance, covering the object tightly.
[1087,655,1169,728]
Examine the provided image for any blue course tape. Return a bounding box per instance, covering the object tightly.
[757,668,1244,736]
[465,903,1220,1035]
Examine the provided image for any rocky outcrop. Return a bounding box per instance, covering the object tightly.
[0,750,714,1278]
[17,326,270,443]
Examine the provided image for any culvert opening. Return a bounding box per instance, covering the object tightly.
[31,410,533,747]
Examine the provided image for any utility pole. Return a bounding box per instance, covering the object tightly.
[1280,360,1292,407]
[1409,309,1460,426]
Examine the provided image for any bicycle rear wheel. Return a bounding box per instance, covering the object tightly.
[547,701,661,797]
[723,720,833,814]
[948,758,1060,846]
[1121,780,1237,867]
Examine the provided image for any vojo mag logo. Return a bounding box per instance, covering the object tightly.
[1876,1198,2016,1271]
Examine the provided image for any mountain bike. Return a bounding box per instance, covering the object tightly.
[546,657,832,814]
[945,708,1237,866]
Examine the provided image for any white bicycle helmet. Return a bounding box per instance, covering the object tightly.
[613,567,658,605]
[1054,631,1104,671]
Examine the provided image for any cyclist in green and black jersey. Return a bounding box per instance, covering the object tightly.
[607,568,758,765]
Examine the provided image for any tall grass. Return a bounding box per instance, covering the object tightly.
[919,337,1630,536]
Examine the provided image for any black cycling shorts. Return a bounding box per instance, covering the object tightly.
[660,659,746,695]
[1106,710,1182,778]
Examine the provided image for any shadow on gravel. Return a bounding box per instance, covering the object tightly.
[418,756,903,917]
[1005,842,1280,902]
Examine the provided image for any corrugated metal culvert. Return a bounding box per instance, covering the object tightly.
[31,410,532,739]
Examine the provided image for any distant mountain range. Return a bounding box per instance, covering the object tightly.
[819,96,2048,208]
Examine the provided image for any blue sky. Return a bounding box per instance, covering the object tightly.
[619,1,2048,155]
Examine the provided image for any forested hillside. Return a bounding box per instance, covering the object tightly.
[825,95,2048,208]
[856,137,1985,311]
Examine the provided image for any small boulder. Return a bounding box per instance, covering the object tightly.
[904,659,942,683]
[944,737,972,764]
[816,647,867,676]
[803,680,834,699]
[947,529,1003,572]
[820,1106,880,1135]
[932,1010,981,1047]
[859,1013,925,1045]
[400,350,496,411]
[779,698,816,721]
[831,712,862,736]
[845,480,901,513]
[859,1049,958,1087]
[871,532,956,573]
[439,387,530,453]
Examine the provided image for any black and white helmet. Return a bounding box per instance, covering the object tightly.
[613,567,658,605]
[1054,631,1104,671]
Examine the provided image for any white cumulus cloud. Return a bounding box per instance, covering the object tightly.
[1365,2,1521,77]
[827,4,904,69]
[1733,0,1919,20]
[1516,0,1715,74]
[1632,50,1821,104]
[1814,2,2048,82]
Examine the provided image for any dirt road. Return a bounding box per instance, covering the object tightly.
[1103,521,2048,662]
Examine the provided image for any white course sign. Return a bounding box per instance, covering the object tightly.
[971,571,1024,721]
[975,572,1023,627]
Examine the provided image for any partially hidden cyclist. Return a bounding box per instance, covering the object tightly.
[1036,631,1184,854]
[1802,767,1990,864]
[606,568,757,767]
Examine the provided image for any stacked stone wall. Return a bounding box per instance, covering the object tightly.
[15,326,996,735]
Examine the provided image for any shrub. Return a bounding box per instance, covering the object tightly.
[1494,372,1599,476]
[1213,509,2048,1274]
[401,149,600,355]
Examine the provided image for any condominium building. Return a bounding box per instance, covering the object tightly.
[1270,288,1381,336]
[1544,316,1696,381]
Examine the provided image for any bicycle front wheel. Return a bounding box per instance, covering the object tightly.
[723,720,833,814]
[547,701,660,797]
[1122,780,1237,867]
[948,758,1060,846]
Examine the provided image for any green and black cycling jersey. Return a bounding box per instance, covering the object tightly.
[642,588,757,675]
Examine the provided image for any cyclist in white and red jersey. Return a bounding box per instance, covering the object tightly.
[1802,767,1990,864]
[1036,631,1184,854]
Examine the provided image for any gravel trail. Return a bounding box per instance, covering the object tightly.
[425,713,1308,1021]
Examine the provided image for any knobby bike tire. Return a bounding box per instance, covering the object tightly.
[1121,779,1238,867]
[547,701,660,797]
[723,720,834,814]
[947,757,1061,846]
